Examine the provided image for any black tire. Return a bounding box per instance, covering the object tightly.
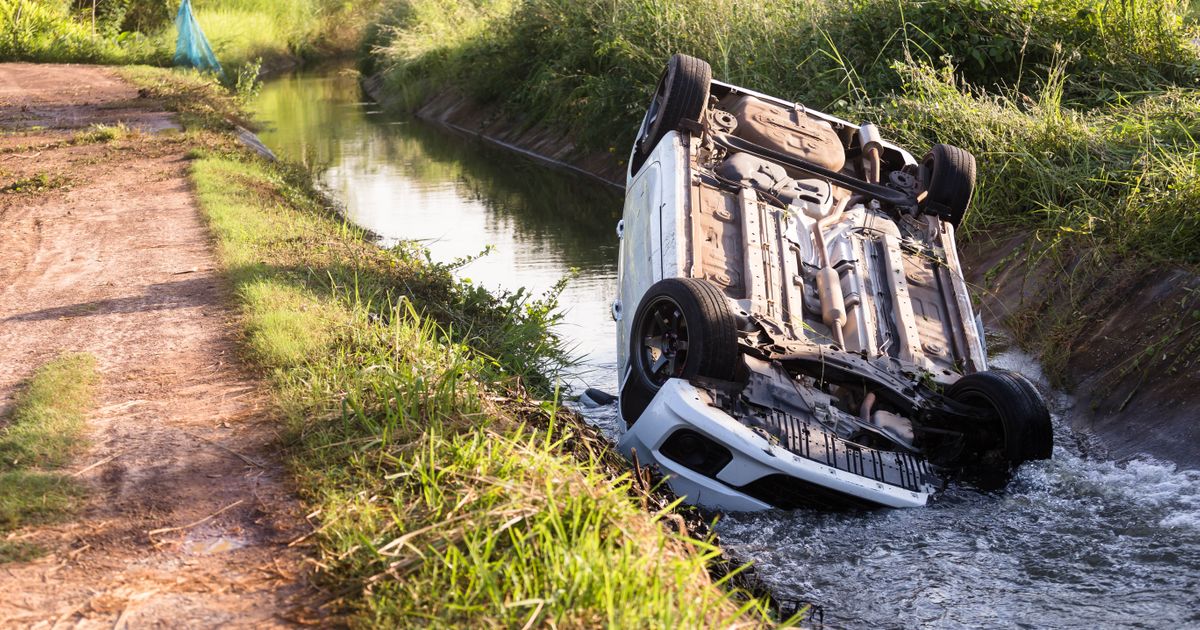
[919,144,976,227]
[630,54,712,174]
[947,369,1053,474]
[619,278,737,426]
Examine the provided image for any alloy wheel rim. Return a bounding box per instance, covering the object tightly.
[639,297,690,386]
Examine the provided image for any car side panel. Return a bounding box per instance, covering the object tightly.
[616,132,687,377]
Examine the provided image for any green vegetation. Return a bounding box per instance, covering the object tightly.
[72,122,131,144]
[369,0,1200,381]
[0,0,382,69]
[0,171,71,193]
[0,0,163,64]
[118,64,249,127]
[0,352,97,562]
[83,65,779,623]
[181,146,774,625]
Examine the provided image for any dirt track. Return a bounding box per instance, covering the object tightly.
[0,64,312,627]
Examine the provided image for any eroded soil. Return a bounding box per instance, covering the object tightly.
[0,63,316,627]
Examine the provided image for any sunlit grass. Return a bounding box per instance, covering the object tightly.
[372,0,1200,384]
[190,1,318,66]
[186,145,779,624]
[0,352,97,562]
[0,353,98,470]
[373,0,1200,266]
[0,0,380,70]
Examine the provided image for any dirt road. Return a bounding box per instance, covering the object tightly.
[0,64,311,627]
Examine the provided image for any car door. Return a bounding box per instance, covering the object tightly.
[615,158,662,377]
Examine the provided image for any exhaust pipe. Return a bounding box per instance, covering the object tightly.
[859,123,883,184]
[813,194,853,348]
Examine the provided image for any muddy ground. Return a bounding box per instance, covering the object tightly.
[0,63,315,627]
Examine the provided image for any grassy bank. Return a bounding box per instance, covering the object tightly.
[0,352,97,562]
[118,67,781,625]
[0,0,381,70]
[369,0,1200,382]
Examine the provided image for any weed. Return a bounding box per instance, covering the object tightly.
[231,56,263,103]
[0,471,84,530]
[72,122,131,144]
[0,0,386,68]
[186,148,776,624]
[117,65,247,131]
[0,540,44,564]
[0,172,70,194]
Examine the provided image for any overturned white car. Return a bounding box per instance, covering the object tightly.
[612,55,1052,510]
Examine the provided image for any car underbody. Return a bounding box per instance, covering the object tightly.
[612,55,1052,510]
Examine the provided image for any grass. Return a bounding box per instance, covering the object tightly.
[369,0,1200,383]
[0,353,97,470]
[118,65,250,130]
[72,122,131,144]
[0,0,383,71]
[181,147,781,625]
[0,352,97,562]
[0,0,164,64]
[86,60,788,623]
[0,171,71,194]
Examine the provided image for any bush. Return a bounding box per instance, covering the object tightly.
[376,0,1200,146]
[0,0,384,67]
[0,0,166,63]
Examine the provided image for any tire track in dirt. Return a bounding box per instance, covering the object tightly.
[0,64,316,628]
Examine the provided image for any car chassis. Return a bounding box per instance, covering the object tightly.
[612,55,1052,510]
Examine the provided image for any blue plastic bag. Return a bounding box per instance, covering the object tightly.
[174,0,222,75]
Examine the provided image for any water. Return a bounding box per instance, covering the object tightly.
[249,66,623,393]
[251,67,1200,628]
[717,352,1200,628]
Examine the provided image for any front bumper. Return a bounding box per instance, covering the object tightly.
[616,379,932,510]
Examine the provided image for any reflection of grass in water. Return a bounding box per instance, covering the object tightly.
[253,69,622,270]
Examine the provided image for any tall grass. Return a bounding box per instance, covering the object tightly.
[867,62,1200,263]
[0,0,382,68]
[0,0,164,63]
[374,0,1200,145]
[369,0,1200,381]
[113,61,784,620]
[179,145,778,624]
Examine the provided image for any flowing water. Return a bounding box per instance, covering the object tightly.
[251,67,1200,628]
[718,351,1200,628]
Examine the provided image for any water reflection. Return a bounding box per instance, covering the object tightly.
[250,67,622,391]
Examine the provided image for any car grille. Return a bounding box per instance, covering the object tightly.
[741,407,934,493]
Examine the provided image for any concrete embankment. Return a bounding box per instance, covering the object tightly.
[365,76,1200,470]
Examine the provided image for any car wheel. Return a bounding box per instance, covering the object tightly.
[630,54,711,174]
[919,144,976,227]
[619,278,737,426]
[946,369,1053,487]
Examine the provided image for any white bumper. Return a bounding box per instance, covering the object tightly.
[616,379,931,511]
